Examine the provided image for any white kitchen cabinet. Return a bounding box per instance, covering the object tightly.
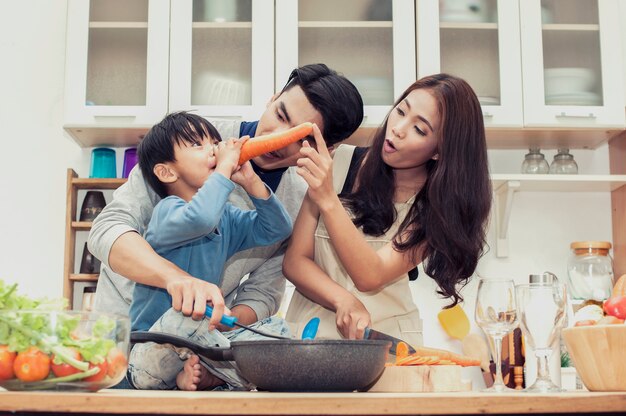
[275,0,416,127]
[64,0,272,146]
[417,0,625,139]
[169,0,274,120]
[417,0,524,128]
[520,0,625,128]
[64,0,170,145]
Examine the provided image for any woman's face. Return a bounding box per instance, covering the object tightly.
[381,89,440,170]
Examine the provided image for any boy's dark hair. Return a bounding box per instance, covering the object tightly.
[281,63,363,146]
[137,111,221,199]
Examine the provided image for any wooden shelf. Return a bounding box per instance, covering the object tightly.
[71,221,92,231]
[69,274,99,282]
[72,177,127,190]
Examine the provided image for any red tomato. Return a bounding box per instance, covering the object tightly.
[84,360,108,382]
[13,346,51,382]
[106,348,128,379]
[0,345,17,380]
[51,348,83,378]
[603,295,626,320]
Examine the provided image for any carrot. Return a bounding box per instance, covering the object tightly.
[238,122,314,165]
[395,346,480,367]
[395,341,410,365]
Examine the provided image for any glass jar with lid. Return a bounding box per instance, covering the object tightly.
[549,148,578,174]
[566,241,614,311]
[521,148,549,174]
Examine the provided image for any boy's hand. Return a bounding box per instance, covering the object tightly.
[232,161,270,199]
[165,276,228,331]
[214,137,247,178]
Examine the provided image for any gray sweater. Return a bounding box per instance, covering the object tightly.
[87,119,307,320]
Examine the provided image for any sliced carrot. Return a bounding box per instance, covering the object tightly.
[238,122,314,165]
[395,341,410,365]
[393,346,481,367]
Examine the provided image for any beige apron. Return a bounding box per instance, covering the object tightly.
[286,145,423,346]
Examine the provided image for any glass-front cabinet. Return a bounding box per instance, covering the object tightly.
[169,0,274,120]
[520,0,624,127]
[417,0,524,127]
[64,0,170,143]
[275,0,416,126]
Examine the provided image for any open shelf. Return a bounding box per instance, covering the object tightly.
[69,274,99,282]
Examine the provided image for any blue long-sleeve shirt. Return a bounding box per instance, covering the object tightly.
[129,172,292,331]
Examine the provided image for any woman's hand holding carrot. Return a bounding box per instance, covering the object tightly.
[296,124,340,213]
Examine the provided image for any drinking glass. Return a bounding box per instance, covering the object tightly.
[475,278,519,392]
[516,283,567,392]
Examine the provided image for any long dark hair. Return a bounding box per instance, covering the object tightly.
[342,74,492,307]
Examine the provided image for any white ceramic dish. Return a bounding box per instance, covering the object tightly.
[545,91,601,106]
[544,67,595,96]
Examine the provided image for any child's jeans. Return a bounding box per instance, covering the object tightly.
[128,308,291,390]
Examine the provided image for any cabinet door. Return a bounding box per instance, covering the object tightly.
[64,0,170,125]
[520,0,625,127]
[417,0,523,127]
[169,0,274,120]
[275,0,416,127]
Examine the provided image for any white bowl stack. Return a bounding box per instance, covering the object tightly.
[544,67,601,106]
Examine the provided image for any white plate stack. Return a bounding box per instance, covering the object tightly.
[544,67,601,106]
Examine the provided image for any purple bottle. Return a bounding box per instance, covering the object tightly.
[122,148,138,178]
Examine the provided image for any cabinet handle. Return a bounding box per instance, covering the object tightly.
[483,112,493,118]
[555,111,596,119]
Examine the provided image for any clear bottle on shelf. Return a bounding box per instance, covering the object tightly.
[549,148,578,174]
[521,148,549,174]
[566,241,614,313]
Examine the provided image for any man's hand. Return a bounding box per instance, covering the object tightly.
[165,276,227,331]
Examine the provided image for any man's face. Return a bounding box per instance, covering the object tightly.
[253,85,325,170]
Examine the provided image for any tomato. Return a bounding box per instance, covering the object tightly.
[603,295,626,320]
[106,347,128,379]
[13,346,51,382]
[0,345,17,380]
[51,348,83,378]
[84,360,108,382]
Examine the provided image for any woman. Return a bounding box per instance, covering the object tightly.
[283,73,492,344]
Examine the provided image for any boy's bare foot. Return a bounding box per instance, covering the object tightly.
[176,354,226,391]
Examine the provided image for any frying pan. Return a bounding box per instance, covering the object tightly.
[130,331,390,392]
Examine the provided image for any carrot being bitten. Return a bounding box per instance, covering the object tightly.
[238,122,314,165]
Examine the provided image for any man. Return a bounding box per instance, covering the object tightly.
[88,63,363,331]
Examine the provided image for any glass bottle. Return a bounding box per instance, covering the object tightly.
[521,148,549,174]
[549,149,578,174]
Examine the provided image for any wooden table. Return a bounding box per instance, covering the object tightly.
[0,390,625,415]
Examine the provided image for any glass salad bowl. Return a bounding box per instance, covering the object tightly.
[0,310,130,391]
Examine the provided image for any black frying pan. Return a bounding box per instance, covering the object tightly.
[130,331,390,392]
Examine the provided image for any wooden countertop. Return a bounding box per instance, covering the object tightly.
[0,390,625,415]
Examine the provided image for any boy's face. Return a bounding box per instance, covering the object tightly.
[170,134,220,191]
[253,85,325,171]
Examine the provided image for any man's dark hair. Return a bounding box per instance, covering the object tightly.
[281,63,363,146]
[137,111,221,199]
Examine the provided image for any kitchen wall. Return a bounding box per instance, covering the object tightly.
[0,1,620,371]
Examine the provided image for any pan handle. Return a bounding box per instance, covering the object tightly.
[130,331,234,361]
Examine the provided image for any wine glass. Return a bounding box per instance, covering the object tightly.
[475,278,519,392]
[516,282,567,392]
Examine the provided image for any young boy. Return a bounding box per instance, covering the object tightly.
[128,112,292,391]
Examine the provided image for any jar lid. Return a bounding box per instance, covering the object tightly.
[570,241,612,250]
[529,272,558,284]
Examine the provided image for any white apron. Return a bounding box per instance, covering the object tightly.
[286,145,423,346]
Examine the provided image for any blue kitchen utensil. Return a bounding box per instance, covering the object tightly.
[90,147,117,178]
[301,317,320,340]
[204,305,289,340]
